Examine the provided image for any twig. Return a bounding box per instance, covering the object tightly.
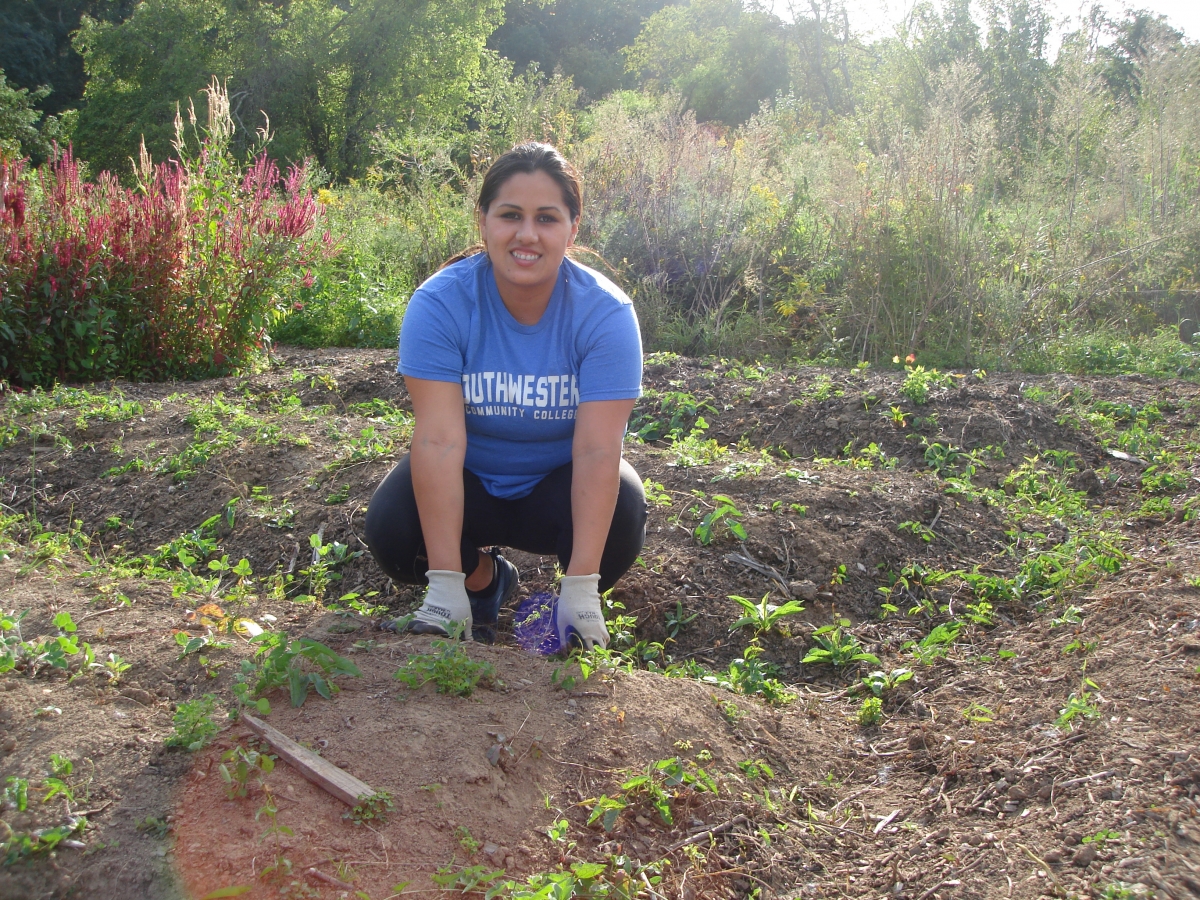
[917,878,962,900]
[306,868,356,891]
[77,607,125,623]
[1018,844,1062,892]
[725,544,793,599]
[1054,770,1114,790]
[665,815,750,853]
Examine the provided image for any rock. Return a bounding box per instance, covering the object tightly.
[1043,849,1063,864]
[1071,844,1098,868]
[1069,469,1104,497]
[790,580,819,602]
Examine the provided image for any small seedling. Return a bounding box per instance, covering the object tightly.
[857,696,883,726]
[1057,687,1101,729]
[219,744,275,799]
[961,702,994,723]
[729,593,805,636]
[803,619,880,668]
[394,631,496,697]
[256,789,293,879]
[3,777,29,812]
[165,695,221,751]
[694,494,747,545]
[664,601,698,639]
[456,825,481,855]
[858,668,913,698]
[234,632,361,709]
[346,790,393,825]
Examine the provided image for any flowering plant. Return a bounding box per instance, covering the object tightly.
[1,79,325,387]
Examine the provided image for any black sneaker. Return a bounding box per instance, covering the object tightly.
[469,549,519,643]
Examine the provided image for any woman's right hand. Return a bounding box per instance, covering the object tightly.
[409,570,472,637]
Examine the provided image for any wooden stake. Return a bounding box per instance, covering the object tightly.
[240,713,373,807]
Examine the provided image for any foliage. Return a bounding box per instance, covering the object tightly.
[0,80,323,387]
[625,0,789,126]
[694,494,747,544]
[394,633,496,697]
[234,632,361,709]
[72,0,507,181]
[0,70,65,163]
[803,619,881,668]
[728,593,804,637]
[165,694,221,751]
[219,743,275,799]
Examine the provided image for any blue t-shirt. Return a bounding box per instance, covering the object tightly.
[398,253,642,499]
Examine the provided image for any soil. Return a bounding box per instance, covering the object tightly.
[2,348,1199,900]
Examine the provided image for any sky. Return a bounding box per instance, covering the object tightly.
[766,0,1198,49]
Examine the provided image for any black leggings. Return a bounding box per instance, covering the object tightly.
[363,455,648,592]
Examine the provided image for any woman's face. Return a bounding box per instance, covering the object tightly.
[478,170,578,309]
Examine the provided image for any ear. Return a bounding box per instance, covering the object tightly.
[568,217,579,247]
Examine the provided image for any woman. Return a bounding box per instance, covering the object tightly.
[363,142,646,650]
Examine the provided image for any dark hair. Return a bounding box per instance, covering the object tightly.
[477,142,582,222]
[439,143,584,270]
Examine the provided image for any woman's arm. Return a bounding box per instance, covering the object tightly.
[405,377,468,573]
[568,398,637,576]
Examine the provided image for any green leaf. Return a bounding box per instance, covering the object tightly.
[571,862,605,879]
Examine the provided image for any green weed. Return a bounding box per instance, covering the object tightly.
[234,633,361,709]
[394,632,496,697]
[729,593,805,637]
[694,494,747,544]
[165,695,221,751]
[803,619,879,668]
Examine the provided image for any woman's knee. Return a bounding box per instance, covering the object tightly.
[364,456,426,583]
[614,459,648,533]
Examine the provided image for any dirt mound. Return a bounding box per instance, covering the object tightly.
[2,349,1200,900]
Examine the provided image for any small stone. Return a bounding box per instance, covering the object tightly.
[790,580,819,602]
[1043,849,1063,864]
[483,842,500,857]
[1071,845,1098,867]
[635,815,651,827]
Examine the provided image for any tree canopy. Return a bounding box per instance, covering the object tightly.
[71,0,506,179]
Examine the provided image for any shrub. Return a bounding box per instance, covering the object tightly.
[0,79,324,387]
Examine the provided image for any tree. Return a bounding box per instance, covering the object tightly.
[980,0,1052,160]
[489,0,676,101]
[72,0,506,180]
[0,69,66,162]
[626,0,789,126]
[0,0,136,118]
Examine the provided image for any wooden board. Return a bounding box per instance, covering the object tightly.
[240,713,373,807]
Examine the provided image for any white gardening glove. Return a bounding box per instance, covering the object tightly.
[557,574,609,651]
[409,570,472,638]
